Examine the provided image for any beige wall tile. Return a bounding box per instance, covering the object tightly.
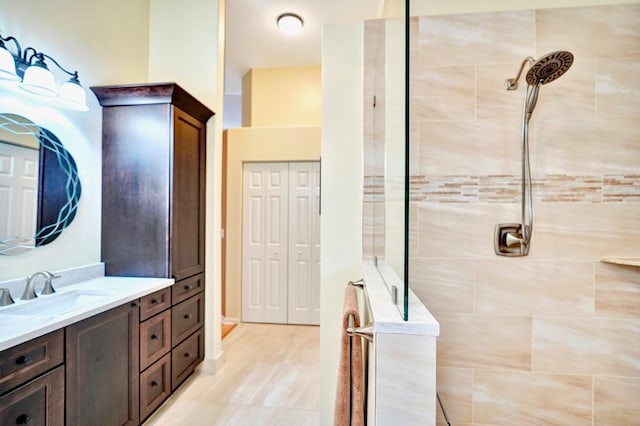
[531,203,640,259]
[536,4,640,60]
[436,367,473,424]
[376,334,437,425]
[437,314,532,370]
[413,66,476,121]
[596,59,640,117]
[410,258,475,314]
[476,259,594,316]
[419,11,535,67]
[535,117,640,175]
[594,376,640,425]
[595,262,640,319]
[418,120,524,175]
[476,63,528,120]
[417,203,519,258]
[533,317,640,376]
[473,370,592,425]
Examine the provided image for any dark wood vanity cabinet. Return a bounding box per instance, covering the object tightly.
[0,331,65,426]
[137,279,205,421]
[66,302,140,426]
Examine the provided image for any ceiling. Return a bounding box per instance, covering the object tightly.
[224,0,386,95]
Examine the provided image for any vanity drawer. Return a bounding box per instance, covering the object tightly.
[140,353,171,421]
[0,365,64,426]
[172,273,204,305]
[171,293,203,347]
[140,310,171,371]
[171,328,203,391]
[0,330,64,395]
[140,287,171,321]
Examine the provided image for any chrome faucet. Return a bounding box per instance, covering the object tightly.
[21,271,58,300]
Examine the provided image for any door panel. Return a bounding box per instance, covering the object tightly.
[242,163,287,323]
[288,162,321,325]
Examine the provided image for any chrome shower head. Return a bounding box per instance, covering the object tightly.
[525,51,574,85]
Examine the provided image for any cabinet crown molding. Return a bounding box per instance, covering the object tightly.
[91,82,215,123]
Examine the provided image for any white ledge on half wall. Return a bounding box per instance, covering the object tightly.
[600,257,640,268]
[361,260,440,337]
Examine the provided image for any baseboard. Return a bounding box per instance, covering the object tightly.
[222,315,240,324]
[200,349,225,374]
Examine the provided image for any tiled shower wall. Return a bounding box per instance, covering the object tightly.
[365,4,640,425]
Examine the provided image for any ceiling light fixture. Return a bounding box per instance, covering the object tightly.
[0,33,89,111]
[277,13,304,35]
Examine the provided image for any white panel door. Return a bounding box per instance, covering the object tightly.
[288,162,321,325]
[0,142,38,245]
[242,162,288,324]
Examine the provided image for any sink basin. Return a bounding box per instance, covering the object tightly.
[0,290,108,317]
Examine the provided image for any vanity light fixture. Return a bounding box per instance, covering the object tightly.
[0,33,89,111]
[277,13,304,35]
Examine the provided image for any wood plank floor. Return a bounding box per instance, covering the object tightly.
[144,323,320,425]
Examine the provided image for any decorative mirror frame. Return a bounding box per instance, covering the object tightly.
[0,114,81,255]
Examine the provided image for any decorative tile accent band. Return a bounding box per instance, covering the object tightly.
[364,174,640,203]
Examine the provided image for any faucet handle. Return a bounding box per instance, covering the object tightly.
[40,272,59,295]
[0,288,14,306]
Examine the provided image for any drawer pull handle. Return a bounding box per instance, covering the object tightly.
[15,355,33,365]
[184,314,191,320]
[151,381,158,387]
[184,285,192,291]
[184,352,191,358]
[16,414,32,425]
[150,299,158,305]
[150,334,159,340]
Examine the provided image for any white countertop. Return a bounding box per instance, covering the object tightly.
[362,261,440,337]
[0,276,174,351]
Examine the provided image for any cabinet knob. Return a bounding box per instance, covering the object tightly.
[150,334,158,340]
[184,352,191,358]
[150,299,158,305]
[151,381,158,387]
[184,285,192,291]
[131,301,139,308]
[184,314,191,320]
[15,355,33,366]
[16,414,32,425]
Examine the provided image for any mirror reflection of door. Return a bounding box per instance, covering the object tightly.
[0,141,39,246]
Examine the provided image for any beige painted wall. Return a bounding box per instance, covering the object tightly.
[320,23,364,426]
[148,0,225,364]
[224,127,321,319]
[242,66,321,127]
[0,0,150,280]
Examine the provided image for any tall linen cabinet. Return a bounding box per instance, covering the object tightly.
[92,82,213,422]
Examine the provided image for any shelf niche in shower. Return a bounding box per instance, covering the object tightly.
[600,257,640,268]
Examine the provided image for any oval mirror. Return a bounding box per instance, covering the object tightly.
[0,113,81,255]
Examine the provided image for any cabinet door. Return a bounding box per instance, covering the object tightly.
[66,303,139,426]
[172,107,206,280]
[0,366,64,426]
